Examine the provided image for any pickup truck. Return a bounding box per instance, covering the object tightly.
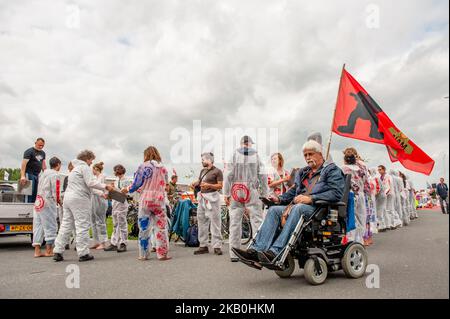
[0,182,33,241]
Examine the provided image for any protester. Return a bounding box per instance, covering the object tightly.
[32,157,61,258]
[191,152,224,256]
[267,153,290,196]
[367,168,380,238]
[53,150,113,262]
[407,176,418,219]
[436,178,449,214]
[232,140,344,265]
[167,175,179,208]
[104,164,130,253]
[59,161,74,250]
[399,171,411,225]
[121,146,171,261]
[341,148,370,245]
[20,138,47,203]
[90,162,108,250]
[389,170,404,228]
[223,136,269,262]
[393,170,406,226]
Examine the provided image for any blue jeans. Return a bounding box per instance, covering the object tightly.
[251,204,315,255]
[27,173,39,203]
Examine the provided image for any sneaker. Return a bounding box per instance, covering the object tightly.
[104,245,117,251]
[53,253,64,262]
[214,248,223,255]
[230,257,239,262]
[194,247,209,255]
[79,254,94,262]
[117,244,127,253]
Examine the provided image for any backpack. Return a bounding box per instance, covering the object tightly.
[185,224,200,247]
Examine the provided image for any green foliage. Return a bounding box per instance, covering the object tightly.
[0,168,21,181]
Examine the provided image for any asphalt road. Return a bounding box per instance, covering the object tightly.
[0,210,448,299]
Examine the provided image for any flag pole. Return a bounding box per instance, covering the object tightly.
[325,63,346,160]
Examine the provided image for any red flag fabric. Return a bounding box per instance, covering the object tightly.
[332,68,435,175]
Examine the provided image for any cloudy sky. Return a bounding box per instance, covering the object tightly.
[0,0,448,188]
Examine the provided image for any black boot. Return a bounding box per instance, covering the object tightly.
[79,254,94,262]
[117,243,127,253]
[104,244,117,251]
[53,253,64,262]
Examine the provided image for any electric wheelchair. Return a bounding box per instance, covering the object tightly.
[239,174,368,285]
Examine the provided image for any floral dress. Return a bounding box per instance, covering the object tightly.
[342,161,370,244]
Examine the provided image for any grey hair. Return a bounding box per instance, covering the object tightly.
[201,152,214,163]
[77,150,96,162]
[369,167,378,176]
[302,140,323,154]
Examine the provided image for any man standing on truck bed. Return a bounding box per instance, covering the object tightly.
[20,138,47,203]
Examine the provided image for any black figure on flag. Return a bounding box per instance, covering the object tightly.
[337,91,384,141]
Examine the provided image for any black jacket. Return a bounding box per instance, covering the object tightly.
[437,183,448,198]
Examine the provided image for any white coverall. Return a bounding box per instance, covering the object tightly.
[385,171,402,228]
[375,173,388,231]
[54,159,106,257]
[400,177,410,226]
[197,191,222,249]
[391,170,405,227]
[91,173,108,245]
[223,147,269,258]
[408,179,418,218]
[110,177,130,247]
[32,169,60,247]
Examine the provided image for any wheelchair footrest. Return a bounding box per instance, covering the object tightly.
[259,261,284,271]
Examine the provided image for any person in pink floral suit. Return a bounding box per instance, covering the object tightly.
[122,146,171,261]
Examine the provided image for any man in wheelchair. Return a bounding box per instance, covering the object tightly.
[233,140,345,271]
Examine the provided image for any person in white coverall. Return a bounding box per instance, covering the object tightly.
[90,162,108,250]
[408,177,418,219]
[398,171,411,226]
[104,164,130,253]
[223,136,269,262]
[385,169,402,229]
[376,165,390,231]
[192,152,224,256]
[390,169,404,228]
[32,157,62,258]
[53,150,113,262]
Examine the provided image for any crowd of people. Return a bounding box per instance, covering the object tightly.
[19,134,447,264]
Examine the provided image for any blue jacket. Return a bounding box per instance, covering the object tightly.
[279,160,345,205]
[170,199,197,239]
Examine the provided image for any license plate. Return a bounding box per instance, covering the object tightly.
[6,224,32,232]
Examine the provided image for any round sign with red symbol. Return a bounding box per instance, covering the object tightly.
[231,183,250,204]
[34,195,45,212]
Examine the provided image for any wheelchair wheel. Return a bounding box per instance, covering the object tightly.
[304,257,328,285]
[341,243,368,278]
[275,254,295,278]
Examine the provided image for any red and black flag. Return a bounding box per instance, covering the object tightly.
[332,67,435,175]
